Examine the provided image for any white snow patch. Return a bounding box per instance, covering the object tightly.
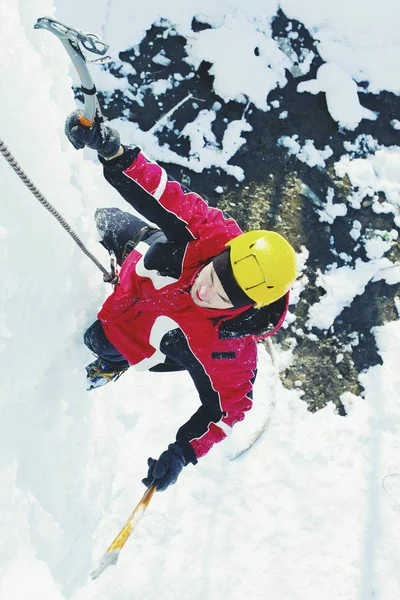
[115,110,252,181]
[350,220,362,241]
[0,547,65,600]
[147,76,174,97]
[152,52,172,67]
[363,229,398,259]
[317,188,347,224]
[289,246,309,306]
[298,63,378,130]
[336,146,400,208]
[185,13,291,110]
[281,0,400,94]
[278,135,333,168]
[296,47,315,76]
[93,67,131,93]
[343,134,380,156]
[364,238,393,260]
[307,258,400,330]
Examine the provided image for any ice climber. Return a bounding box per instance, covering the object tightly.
[65,111,297,492]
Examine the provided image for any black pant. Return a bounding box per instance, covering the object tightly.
[84,319,129,368]
[95,207,149,265]
[84,208,155,368]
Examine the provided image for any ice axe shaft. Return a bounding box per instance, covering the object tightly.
[34,16,110,126]
[90,485,156,580]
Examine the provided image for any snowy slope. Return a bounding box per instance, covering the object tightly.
[0,1,400,599]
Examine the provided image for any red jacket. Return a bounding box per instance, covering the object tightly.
[98,147,288,464]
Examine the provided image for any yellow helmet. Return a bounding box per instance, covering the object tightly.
[226,230,297,308]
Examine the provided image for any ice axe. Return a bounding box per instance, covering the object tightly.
[90,484,156,580]
[0,17,118,285]
[34,16,110,128]
[24,16,119,283]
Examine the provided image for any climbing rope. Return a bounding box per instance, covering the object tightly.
[229,337,279,460]
[0,138,118,284]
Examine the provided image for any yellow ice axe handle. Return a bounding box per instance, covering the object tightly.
[90,484,156,579]
[106,485,156,553]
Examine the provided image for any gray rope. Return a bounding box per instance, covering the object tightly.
[229,337,279,461]
[0,138,118,283]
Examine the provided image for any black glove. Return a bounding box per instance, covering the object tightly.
[64,109,121,159]
[142,443,186,492]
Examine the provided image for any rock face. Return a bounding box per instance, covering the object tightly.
[88,11,400,414]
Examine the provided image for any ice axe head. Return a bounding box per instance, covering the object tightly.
[34,16,109,127]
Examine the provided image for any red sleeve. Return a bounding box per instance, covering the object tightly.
[189,344,256,459]
[171,336,257,462]
[102,147,242,244]
[123,151,242,241]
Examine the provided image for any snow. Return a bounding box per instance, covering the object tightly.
[363,230,398,260]
[336,147,400,210]
[350,220,362,241]
[364,238,393,260]
[316,187,347,224]
[278,135,333,169]
[343,134,380,156]
[152,51,172,67]
[185,13,291,110]
[147,76,174,98]
[281,0,400,94]
[297,62,378,130]
[307,258,400,331]
[0,1,400,599]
